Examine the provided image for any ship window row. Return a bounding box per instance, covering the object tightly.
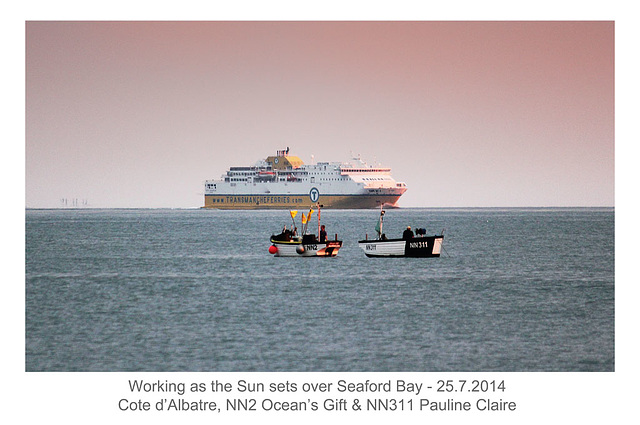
[228,171,257,176]
[343,168,390,173]
[363,177,390,181]
[228,171,310,176]
[219,176,351,184]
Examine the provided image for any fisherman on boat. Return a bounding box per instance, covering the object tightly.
[319,225,327,242]
[273,225,293,241]
[402,226,414,240]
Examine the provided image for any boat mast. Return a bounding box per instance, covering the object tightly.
[317,202,321,239]
[376,203,385,239]
[289,210,298,234]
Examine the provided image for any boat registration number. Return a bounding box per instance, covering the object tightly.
[304,245,318,250]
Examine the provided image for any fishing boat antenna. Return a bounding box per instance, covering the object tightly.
[317,202,321,239]
[376,204,385,239]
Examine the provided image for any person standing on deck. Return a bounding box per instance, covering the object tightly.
[402,226,414,240]
[319,225,327,242]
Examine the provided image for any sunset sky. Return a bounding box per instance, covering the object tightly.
[25,20,614,208]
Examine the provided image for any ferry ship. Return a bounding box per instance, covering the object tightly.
[203,148,407,209]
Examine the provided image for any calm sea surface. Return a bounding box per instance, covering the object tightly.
[25,208,614,372]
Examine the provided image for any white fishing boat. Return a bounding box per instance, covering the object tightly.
[358,208,444,258]
[269,205,342,257]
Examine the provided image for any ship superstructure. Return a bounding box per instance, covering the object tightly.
[203,148,407,209]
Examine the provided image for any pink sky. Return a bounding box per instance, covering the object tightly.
[25,21,614,208]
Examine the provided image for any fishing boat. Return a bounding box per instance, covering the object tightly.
[358,208,444,258]
[269,205,342,257]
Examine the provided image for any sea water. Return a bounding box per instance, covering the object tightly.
[25,208,614,371]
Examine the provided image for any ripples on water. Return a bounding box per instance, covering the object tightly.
[25,208,614,371]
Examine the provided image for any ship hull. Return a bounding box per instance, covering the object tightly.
[270,240,342,257]
[358,236,444,257]
[203,193,403,209]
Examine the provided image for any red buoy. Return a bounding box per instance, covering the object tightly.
[268,245,278,254]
